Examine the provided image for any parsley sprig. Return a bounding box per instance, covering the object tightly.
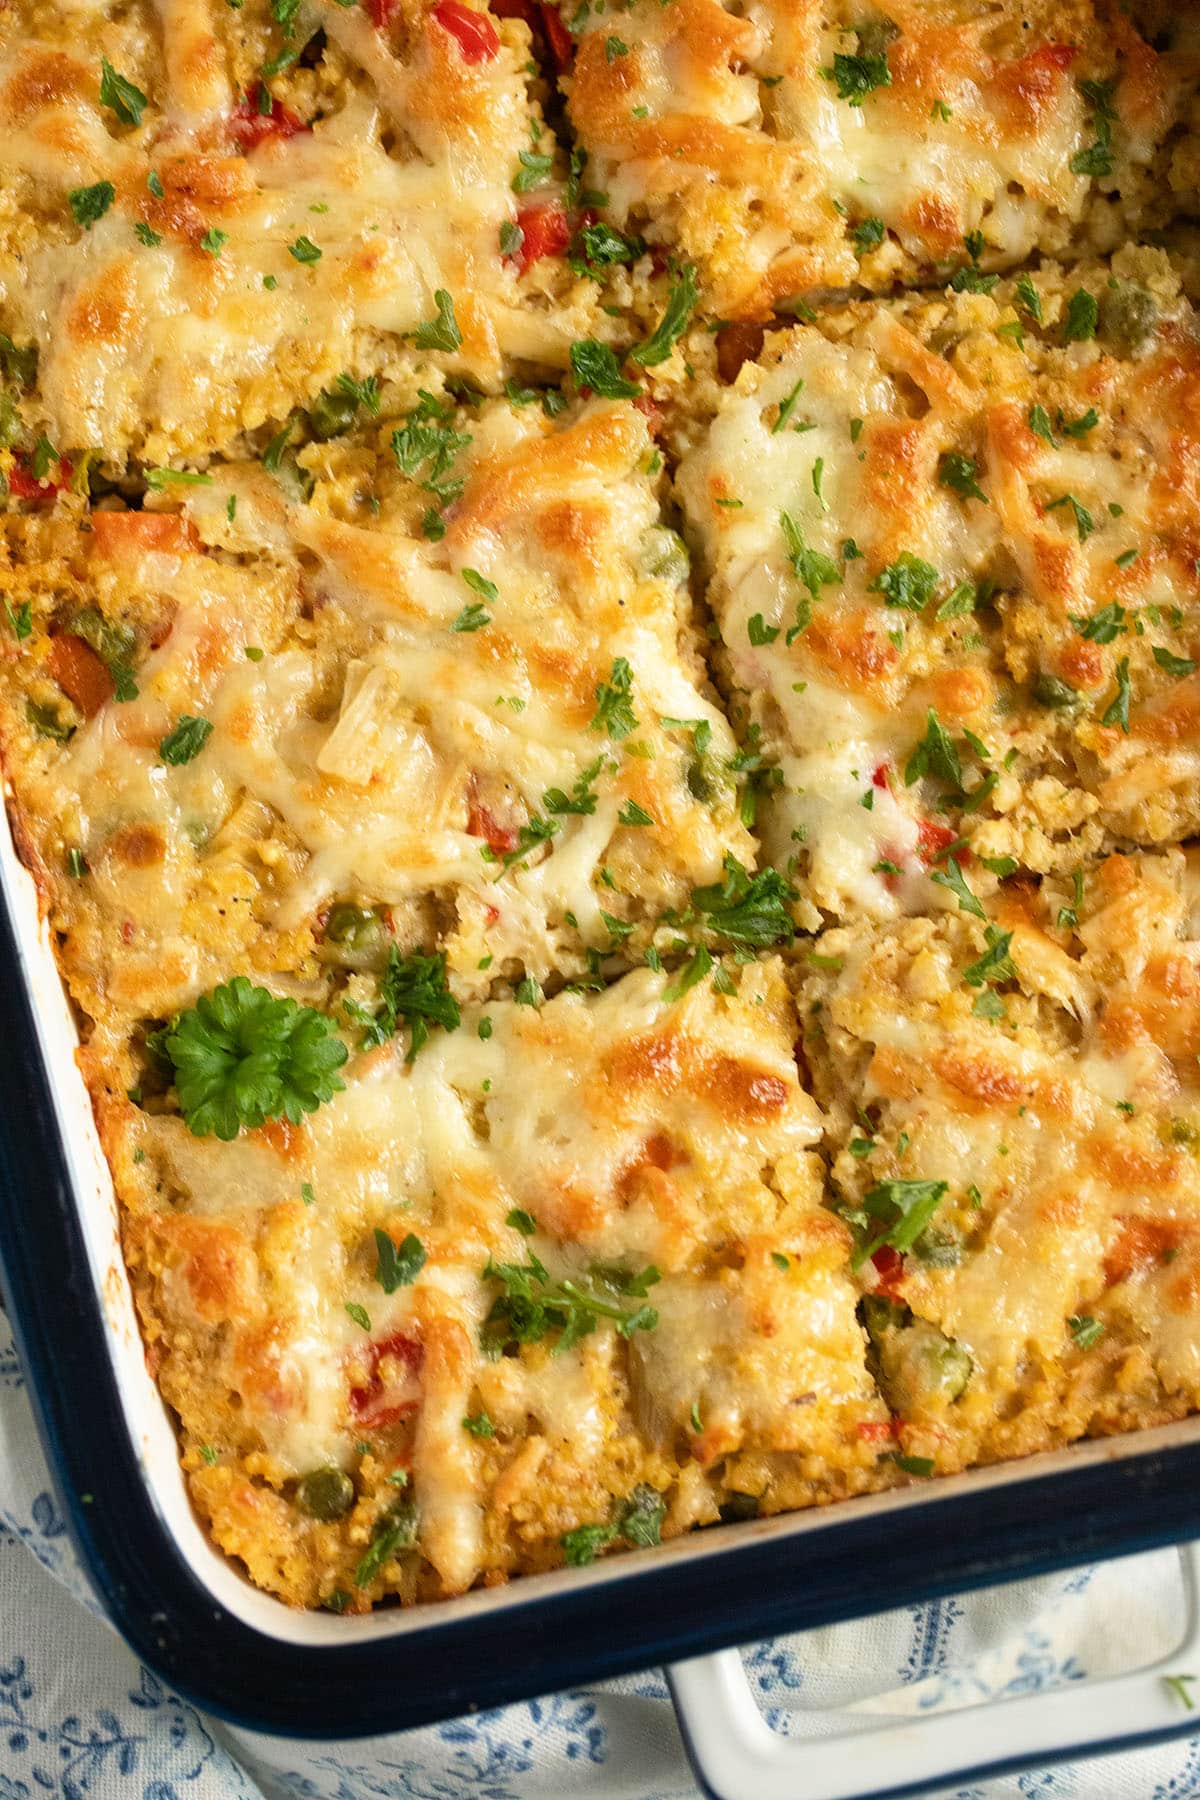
[561,1484,666,1565]
[689,853,796,947]
[156,979,348,1140]
[343,948,460,1060]
[848,1179,949,1270]
[480,1255,660,1357]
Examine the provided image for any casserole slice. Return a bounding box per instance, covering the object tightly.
[798,846,1200,1479]
[556,0,1195,322]
[103,954,888,1610]
[0,395,753,1016]
[675,249,1200,928]
[0,0,600,465]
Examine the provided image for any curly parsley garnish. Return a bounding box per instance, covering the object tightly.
[157,978,348,1140]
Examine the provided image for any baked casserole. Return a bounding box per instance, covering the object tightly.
[0,0,1198,1612]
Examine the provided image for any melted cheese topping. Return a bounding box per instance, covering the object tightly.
[801,848,1200,1472]
[564,0,1184,317]
[0,401,751,1025]
[0,2,585,461]
[676,253,1200,925]
[124,956,885,1601]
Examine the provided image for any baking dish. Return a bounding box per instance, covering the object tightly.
[3,801,1200,1798]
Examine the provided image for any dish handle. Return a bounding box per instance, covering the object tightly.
[667,1541,1200,1800]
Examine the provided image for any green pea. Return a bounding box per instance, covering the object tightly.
[639,527,690,585]
[324,903,385,966]
[26,698,73,741]
[307,389,359,442]
[295,1466,355,1521]
[920,1333,972,1400]
[1099,284,1158,356]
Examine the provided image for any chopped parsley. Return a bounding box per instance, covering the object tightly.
[852,215,885,257]
[69,182,115,230]
[930,855,985,919]
[869,552,939,612]
[1046,492,1094,543]
[569,338,640,398]
[893,1454,935,1477]
[336,373,381,414]
[963,926,1017,989]
[904,707,961,788]
[342,947,460,1058]
[512,150,553,193]
[937,451,987,505]
[544,755,606,816]
[463,1412,494,1437]
[690,853,795,946]
[413,289,462,353]
[850,1178,949,1270]
[1063,288,1098,343]
[199,228,228,257]
[1153,645,1196,678]
[663,946,713,1002]
[1070,77,1118,179]
[823,50,891,106]
[1101,656,1132,731]
[354,1504,418,1587]
[561,1485,666,1565]
[632,264,698,366]
[936,582,977,621]
[99,58,148,127]
[1060,407,1099,438]
[480,1254,659,1358]
[373,1228,427,1293]
[1016,274,1043,322]
[591,656,638,738]
[1068,1314,1104,1351]
[159,715,213,765]
[780,511,840,601]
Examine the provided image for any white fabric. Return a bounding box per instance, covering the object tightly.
[0,1311,1196,1799]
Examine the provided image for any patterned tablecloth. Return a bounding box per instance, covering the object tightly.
[1,1311,1197,1800]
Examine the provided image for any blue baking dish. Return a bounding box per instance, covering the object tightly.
[2,798,1200,1793]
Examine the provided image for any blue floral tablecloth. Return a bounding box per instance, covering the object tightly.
[1,1310,1198,1800]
